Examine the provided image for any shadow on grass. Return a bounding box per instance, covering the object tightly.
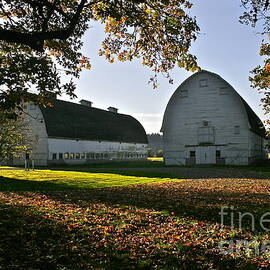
[43,181,270,233]
[49,166,270,180]
[1,169,270,232]
[0,198,258,270]
[50,160,166,169]
[2,169,270,268]
[0,176,75,191]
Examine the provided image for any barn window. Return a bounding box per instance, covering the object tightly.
[234,126,240,134]
[104,153,109,159]
[198,126,215,144]
[76,153,80,159]
[203,121,209,126]
[81,153,85,159]
[190,151,196,158]
[216,150,221,158]
[180,89,188,98]
[70,153,75,159]
[52,153,57,160]
[59,153,63,159]
[64,153,69,159]
[220,87,228,95]
[199,79,208,87]
[95,153,100,159]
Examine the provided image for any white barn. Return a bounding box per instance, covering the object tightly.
[14,98,148,166]
[161,70,268,166]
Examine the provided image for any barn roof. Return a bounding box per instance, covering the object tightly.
[39,99,148,144]
[239,96,266,138]
[206,70,267,138]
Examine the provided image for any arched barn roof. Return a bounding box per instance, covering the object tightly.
[40,99,148,144]
[162,70,267,138]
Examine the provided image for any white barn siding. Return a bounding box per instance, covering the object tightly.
[162,71,267,165]
[248,131,267,163]
[13,103,48,166]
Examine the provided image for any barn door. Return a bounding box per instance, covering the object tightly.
[197,146,215,164]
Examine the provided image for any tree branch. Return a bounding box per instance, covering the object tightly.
[0,0,88,51]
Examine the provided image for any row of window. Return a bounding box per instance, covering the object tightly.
[180,81,229,97]
[190,150,221,158]
[51,152,147,160]
[201,121,240,134]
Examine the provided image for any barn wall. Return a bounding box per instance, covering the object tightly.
[47,138,148,165]
[13,103,48,166]
[162,71,253,165]
[248,131,267,163]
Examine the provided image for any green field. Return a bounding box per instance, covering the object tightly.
[0,166,182,191]
[1,166,270,269]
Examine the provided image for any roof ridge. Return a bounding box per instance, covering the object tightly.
[47,98,130,116]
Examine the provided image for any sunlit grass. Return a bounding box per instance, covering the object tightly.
[147,157,164,162]
[0,167,183,191]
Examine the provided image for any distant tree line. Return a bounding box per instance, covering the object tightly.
[147,133,163,157]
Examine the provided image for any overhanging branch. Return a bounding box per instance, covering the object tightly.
[0,0,88,51]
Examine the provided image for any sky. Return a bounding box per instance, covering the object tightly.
[62,0,266,134]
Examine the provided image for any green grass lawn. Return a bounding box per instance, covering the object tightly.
[1,166,270,269]
[0,166,182,191]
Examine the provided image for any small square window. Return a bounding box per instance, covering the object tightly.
[190,151,196,158]
[203,121,209,126]
[64,153,69,159]
[180,89,188,98]
[234,126,240,134]
[216,150,221,158]
[220,87,228,95]
[59,153,63,159]
[52,153,57,160]
[200,79,208,87]
[70,153,75,159]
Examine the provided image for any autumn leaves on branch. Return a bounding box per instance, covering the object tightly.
[0,0,269,123]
